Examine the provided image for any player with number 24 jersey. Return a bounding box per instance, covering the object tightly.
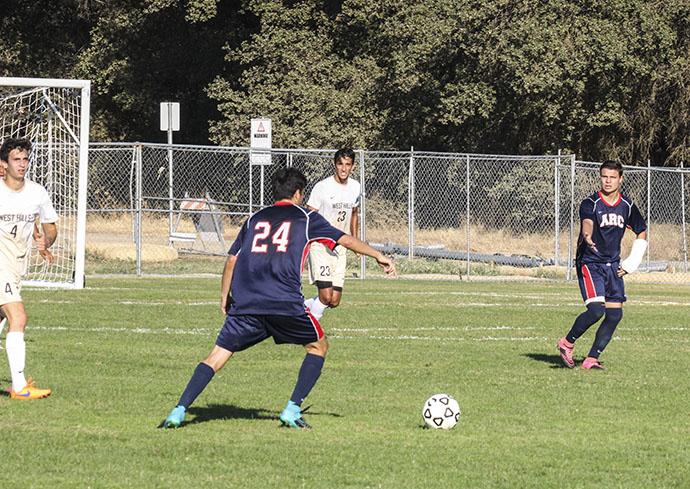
[228,202,345,316]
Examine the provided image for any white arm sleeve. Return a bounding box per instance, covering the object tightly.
[621,239,648,274]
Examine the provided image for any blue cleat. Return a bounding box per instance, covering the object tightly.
[162,405,186,428]
[279,400,311,429]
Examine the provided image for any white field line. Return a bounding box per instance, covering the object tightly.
[25,325,690,345]
[28,287,690,305]
[32,298,690,308]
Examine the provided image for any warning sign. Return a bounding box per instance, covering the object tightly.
[250,118,272,165]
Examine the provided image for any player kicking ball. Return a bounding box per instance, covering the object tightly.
[303,148,361,321]
[1,138,57,399]
[557,160,647,369]
[162,168,395,429]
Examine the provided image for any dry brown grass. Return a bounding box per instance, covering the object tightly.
[85,213,690,271]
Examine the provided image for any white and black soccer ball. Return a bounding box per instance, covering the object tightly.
[422,393,461,430]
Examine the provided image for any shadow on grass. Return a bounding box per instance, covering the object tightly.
[0,377,11,397]
[159,403,344,428]
[523,353,571,369]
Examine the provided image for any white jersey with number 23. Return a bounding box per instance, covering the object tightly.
[306,176,360,232]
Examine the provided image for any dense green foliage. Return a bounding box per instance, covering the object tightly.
[1,1,688,163]
[1,277,689,487]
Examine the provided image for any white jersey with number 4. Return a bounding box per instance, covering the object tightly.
[306,176,361,232]
[0,178,58,267]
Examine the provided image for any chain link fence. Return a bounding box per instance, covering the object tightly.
[85,143,690,284]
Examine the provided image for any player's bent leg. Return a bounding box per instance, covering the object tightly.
[281,338,328,429]
[317,285,333,308]
[163,346,234,428]
[203,344,234,372]
[329,288,343,308]
[307,283,332,320]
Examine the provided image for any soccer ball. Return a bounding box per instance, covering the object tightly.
[422,393,461,430]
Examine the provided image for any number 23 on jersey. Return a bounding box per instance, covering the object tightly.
[251,221,292,253]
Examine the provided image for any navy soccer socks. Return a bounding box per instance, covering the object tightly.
[289,353,325,406]
[177,362,215,409]
[588,308,623,358]
[566,303,606,344]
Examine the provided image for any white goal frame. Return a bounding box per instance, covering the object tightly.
[0,77,90,289]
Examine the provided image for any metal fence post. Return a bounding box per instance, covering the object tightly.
[681,161,688,273]
[554,150,561,266]
[359,149,366,280]
[466,154,471,279]
[167,140,174,245]
[135,144,143,276]
[248,153,253,214]
[566,155,575,281]
[647,159,651,271]
[408,147,415,259]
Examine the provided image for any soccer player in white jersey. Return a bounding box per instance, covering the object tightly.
[304,148,361,320]
[0,138,57,399]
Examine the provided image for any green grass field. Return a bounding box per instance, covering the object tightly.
[2,277,689,488]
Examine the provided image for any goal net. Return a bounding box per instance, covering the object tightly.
[0,77,90,288]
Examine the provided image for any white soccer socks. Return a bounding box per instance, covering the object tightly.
[6,332,27,392]
[307,297,328,320]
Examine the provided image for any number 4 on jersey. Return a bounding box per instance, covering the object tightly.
[251,221,292,253]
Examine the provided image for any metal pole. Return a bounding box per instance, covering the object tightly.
[647,159,651,271]
[681,161,688,273]
[287,151,293,168]
[260,154,265,208]
[167,110,174,244]
[466,154,471,279]
[359,150,366,280]
[249,150,253,214]
[408,147,415,259]
[554,150,561,267]
[135,144,143,276]
[567,155,575,281]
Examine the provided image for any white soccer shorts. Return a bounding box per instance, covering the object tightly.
[307,242,347,288]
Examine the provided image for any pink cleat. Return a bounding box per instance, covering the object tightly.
[581,357,604,370]
[557,337,575,368]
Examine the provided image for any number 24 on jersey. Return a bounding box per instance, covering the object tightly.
[251,221,292,253]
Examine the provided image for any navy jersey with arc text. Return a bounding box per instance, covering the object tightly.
[228,202,345,316]
[576,192,646,264]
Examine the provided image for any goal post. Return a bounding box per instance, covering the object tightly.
[0,77,90,289]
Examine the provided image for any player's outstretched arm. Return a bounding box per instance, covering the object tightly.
[337,234,396,276]
[220,254,237,313]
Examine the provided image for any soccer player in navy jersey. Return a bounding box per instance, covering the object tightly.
[557,160,647,369]
[162,168,395,429]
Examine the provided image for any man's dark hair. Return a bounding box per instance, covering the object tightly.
[334,148,355,164]
[273,167,307,201]
[0,138,32,162]
[600,159,623,176]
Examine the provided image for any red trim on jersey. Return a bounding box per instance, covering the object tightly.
[598,191,622,207]
[301,238,338,272]
[581,264,596,299]
[306,309,325,339]
[274,201,293,206]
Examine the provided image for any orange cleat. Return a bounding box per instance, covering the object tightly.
[10,381,52,400]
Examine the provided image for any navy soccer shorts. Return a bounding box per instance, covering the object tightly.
[577,261,626,304]
[215,312,325,352]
